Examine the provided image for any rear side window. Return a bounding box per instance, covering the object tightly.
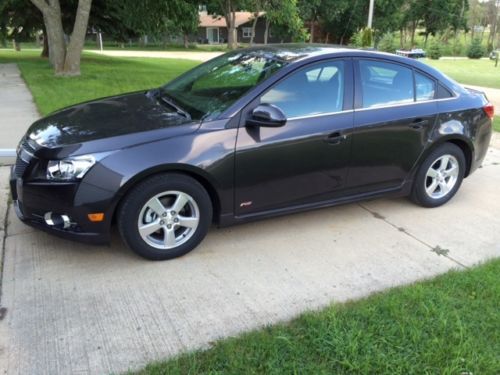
[437,83,453,99]
[261,60,344,118]
[415,72,435,101]
[359,60,414,108]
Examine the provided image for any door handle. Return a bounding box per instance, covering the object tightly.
[324,132,347,145]
[409,118,429,130]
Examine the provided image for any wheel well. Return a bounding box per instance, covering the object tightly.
[446,139,472,177]
[112,169,222,225]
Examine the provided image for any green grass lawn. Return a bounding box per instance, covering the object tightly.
[494,116,500,132]
[424,58,500,89]
[0,50,199,116]
[137,260,500,374]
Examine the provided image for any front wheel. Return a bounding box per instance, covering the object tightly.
[411,143,466,208]
[117,173,212,260]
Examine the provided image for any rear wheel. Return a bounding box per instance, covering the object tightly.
[118,173,212,260]
[411,143,466,208]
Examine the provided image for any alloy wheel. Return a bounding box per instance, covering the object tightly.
[424,154,459,200]
[137,191,200,250]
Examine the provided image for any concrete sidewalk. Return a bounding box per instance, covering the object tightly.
[0,144,499,374]
[0,64,39,150]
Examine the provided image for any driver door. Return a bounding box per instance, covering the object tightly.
[234,59,354,216]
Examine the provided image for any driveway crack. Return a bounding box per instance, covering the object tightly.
[358,203,468,269]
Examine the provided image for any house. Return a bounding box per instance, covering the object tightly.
[196,11,289,44]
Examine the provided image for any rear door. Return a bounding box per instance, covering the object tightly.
[347,58,439,193]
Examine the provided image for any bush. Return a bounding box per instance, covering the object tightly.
[351,30,363,47]
[361,28,373,47]
[378,32,396,53]
[467,38,486,59]
[352,28,373,48]
[427,40,442,60]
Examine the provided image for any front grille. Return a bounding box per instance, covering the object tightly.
[14,137,37,178]
[21,138,36,154]
[14,156,29,177]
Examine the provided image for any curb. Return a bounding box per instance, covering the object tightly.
[0,150,15,166]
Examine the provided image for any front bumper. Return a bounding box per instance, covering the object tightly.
[9,165,112,245]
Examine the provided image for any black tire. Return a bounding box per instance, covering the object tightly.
[117,173,212,260]
[411,143,466,208]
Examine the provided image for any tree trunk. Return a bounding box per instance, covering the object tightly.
[183,34,189,48]
[41,28,49,58]
[410,20,417,48]
[0,20,7,48]
[44,11,66,73]
[264,18,270,44]
[31,0,92,76]
[309,19,315,43]
[227,25,237,49]
[250,13,259,45]
[63,0,92,75]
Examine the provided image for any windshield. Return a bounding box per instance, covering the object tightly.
[161,50,289,121]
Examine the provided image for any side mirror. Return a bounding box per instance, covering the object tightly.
[246,104,287,128]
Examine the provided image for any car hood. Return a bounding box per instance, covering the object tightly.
[26,91,200,158]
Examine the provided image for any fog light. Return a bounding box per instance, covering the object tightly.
[88,213,104,222]
[44,212,71,229]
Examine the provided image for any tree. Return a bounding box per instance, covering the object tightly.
[0,0,44,51]
[264,0,306,43]
[168,0,199,48]
[297,0,321,42]
[0,9,8,48]
[467,37,485,58]
[30,0,93,76]
[427,38,442,59]
[206,0,244,49]
[486,0,499,48]
[378,32,396,52]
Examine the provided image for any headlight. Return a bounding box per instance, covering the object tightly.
[47,155,96,180]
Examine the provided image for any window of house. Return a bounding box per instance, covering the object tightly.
[359,60,414,108]
[261,61,345,118]
[242,27,253,38]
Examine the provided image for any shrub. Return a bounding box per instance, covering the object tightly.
[378,32,396,53]
[427,40,442,60]
[361,28,373,47]
[352,28,373,48]
[467,38,486,59]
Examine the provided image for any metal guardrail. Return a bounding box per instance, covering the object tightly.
[0,149,16,165]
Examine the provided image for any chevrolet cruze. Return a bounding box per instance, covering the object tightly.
[10,45,493,260]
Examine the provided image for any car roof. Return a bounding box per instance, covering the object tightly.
[240,43,463,93]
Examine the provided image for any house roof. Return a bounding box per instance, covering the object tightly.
[199,12,265,28]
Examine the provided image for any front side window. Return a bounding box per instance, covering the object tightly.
[162,51,289,120]
[261,60,345,118]
[359,60,414,108]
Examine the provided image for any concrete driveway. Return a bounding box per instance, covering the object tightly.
[1,142,499,374]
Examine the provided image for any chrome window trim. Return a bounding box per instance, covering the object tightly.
[287,109,354,121]
[355,95,459,113]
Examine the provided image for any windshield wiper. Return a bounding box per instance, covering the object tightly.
[157,90,191,120]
